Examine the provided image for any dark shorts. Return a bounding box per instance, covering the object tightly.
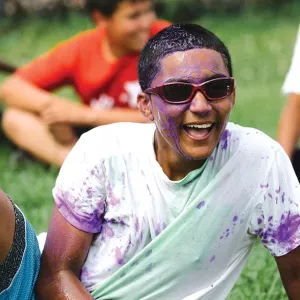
[74,126,94,139]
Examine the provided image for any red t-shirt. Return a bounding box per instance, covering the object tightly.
[16,20,170,109]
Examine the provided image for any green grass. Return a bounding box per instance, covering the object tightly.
[0,8,299,299]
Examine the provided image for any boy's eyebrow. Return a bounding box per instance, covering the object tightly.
[164,73,228,84]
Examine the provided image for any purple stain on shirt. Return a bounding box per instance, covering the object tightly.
[209,156,214,161]
[275,187,281,193]
[102,223,114,239]
[268,216,273,222]
[260,183,269,188]
[86,187,93,199]
[135,218,140,233]
[268,193,272,199]
[210,255,216,262]
[106,182,120,206]
[145,249,152,257]
[282,192,286,203]
[197,201,205,209]
[257,218,263,225]
[90,169,95,176]
[233,215,238,222]
[80,267,90,281]
[115,247,124,265]
[260,211,300,254]
[146,263,153,272]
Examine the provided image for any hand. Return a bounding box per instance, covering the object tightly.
[41,98,88,125]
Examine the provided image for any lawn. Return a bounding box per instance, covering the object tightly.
[0,6,299,299]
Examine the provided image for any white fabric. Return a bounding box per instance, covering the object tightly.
[282,25,300,95]
[53,122,300,299]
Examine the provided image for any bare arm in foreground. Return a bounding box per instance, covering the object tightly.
[275,245,300,299]
[35,205,94,300]
[0,189,15,264]
[277,93,300,158]
[0,75,148,125]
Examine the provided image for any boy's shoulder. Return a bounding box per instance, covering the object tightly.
[227,122,282,157]
[81,122,155,158]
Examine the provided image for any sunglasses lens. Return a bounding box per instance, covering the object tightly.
[205,79,233,99]
[163,84,193,102]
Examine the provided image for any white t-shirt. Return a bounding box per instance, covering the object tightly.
[53,122,300,299]
[282,25,300,95]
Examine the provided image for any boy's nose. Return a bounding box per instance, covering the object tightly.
[189,91,212,115]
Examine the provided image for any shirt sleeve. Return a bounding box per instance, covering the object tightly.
[282,25,300,95]
[248,146,300,256]
[15,36,79,90]
[53,133,107,233]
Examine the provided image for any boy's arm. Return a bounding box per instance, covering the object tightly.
[0,189,15,264]
[0,75,59,113]
[277,93,300,158]
[275,245,300,299]
[35,205,94,300]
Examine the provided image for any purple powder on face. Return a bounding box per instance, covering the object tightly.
[197,201,205,209]
[233,215,238,222]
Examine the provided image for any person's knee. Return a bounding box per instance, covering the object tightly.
[1,108,24,134]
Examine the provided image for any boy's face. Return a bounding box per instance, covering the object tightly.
[139,48,235,161]
[104,0,156,53]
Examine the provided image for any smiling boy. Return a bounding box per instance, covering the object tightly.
[36,24,300,299]
[0,0,170,166]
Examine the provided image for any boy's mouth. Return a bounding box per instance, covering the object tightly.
[183,123,214,140]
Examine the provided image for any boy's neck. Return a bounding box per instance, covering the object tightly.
[102,34,128,62]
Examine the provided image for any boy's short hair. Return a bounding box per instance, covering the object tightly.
[86,0,150,17]
[138,24,233,91]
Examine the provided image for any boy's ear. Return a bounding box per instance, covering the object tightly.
[137,93,154,121]
[91,10,109,27]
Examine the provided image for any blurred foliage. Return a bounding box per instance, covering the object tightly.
[0,0,299,20]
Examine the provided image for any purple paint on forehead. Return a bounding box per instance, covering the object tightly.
[197,201,205,209]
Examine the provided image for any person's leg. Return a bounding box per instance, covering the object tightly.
[2,108,76,166]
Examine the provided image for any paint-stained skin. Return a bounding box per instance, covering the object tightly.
[147,49,235,162]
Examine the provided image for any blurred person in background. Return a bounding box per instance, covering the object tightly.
[36,24,300,300]
[0,188,40,300]
[0,0,170,167]
[277,25,300,180]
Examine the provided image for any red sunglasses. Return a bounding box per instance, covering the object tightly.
[144,77,235,104]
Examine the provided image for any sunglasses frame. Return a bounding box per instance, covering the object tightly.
[144,77,235,104]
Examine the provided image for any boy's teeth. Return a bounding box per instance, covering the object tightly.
[186,124,212,129]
